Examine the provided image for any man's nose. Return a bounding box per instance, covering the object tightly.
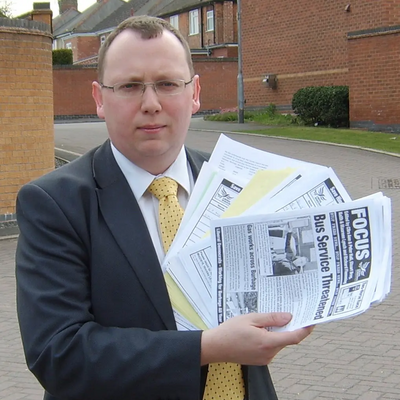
[140,84,162,113]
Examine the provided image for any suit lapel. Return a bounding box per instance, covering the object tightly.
[186,147,209,181]
[92,141,176,329]
[92,142,209,331]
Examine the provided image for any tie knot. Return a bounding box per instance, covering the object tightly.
[148,177,179,200]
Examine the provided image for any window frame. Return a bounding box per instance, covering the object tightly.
[189,9,199,35]
[170,14,179,29]
[206,10,214,32]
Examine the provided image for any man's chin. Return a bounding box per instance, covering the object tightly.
[135,143,180,172]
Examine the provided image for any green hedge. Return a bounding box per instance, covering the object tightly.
[292,86,349,128]
[52,49,73,65]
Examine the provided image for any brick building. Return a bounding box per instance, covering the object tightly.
[48,0,400,131]
[53,0,240,118]
[241,0,400,132]
[0,15,54,228]
[53,0,125,62]
[54,0,238,64]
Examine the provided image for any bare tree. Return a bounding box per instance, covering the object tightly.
[0,0,13,18]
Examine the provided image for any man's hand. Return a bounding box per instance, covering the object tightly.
[201,312,314,366]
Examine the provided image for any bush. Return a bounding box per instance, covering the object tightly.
[292,86,349,128]
[52,49,73,65]
[204,104,296,125]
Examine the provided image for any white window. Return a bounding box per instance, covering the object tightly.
[100,35,106,45]
[170,15,179,29]
[65,42,72,49]
[206,10,214,31]
[189,9,199,35]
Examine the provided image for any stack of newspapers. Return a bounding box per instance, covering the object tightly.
[164,135,392,332]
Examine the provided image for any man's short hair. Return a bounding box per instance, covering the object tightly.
[97,15,194,82]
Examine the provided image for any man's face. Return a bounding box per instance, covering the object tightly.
[92,29,200,174]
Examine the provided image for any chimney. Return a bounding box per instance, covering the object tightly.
[58,0,78,14]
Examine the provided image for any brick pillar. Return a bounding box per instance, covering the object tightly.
[0,18,54,230]
[32,3,53,33]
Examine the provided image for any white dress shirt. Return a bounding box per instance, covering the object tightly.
[111,142,194,264]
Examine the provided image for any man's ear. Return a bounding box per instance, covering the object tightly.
[92,81,105,119]
[191,75,201,115]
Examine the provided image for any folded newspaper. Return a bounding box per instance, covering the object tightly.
[164,134,392,332]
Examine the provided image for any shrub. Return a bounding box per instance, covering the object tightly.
[52,49,73,65]
[292,86,349,128]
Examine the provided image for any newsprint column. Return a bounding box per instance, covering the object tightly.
[0,16,54,236]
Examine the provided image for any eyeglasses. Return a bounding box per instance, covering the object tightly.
[100,78,194,98]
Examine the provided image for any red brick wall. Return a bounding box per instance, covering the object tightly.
[348,0,400,30]
[241,0,400,130]
[65,36,100,63]
[242,0,350,107]
[76,36,100,62]
[52,58,238,117]
[53,66,98,116]
[195,59,238,111]
[349,32,400,128]
[0,26,54,216]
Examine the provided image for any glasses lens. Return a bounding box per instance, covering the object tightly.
[155,80,184,95]
[115,82,144,97]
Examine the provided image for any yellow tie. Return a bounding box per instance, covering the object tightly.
[148,177,245,400]
[148,177,184,253]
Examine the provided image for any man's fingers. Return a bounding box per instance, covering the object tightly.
[265,325,315,348]
[248,312,293,328]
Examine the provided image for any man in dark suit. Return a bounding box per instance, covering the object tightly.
[15,16,313,400]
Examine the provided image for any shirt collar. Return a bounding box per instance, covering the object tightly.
[110,142,191,200]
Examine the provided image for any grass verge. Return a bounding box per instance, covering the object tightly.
[204,110,400,155]
[247,127,400,155]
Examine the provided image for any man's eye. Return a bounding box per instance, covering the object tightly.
[119,83,142,91]
[158,81,179,88]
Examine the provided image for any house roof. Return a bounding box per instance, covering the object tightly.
[156,0,206,17]
[90,0,148,32]
[90,0,210,33]
[54,0,125,37]
[54,0,223,39]
[134,0,176,16]
[53,8,80,32]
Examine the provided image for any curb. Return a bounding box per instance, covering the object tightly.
[0,223,19,239]
[189,127,400,159]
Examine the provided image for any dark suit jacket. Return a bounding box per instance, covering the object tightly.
[15,140,278,400]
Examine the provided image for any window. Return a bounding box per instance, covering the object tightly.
[189,9,199,35]
[206,10,214,32]
[170,15,179,29]
[65,42,72,49]
[100,35,106,45]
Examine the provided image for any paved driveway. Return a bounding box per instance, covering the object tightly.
[1,119,399,399]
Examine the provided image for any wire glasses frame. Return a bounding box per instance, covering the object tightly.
[100,78,194,98]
